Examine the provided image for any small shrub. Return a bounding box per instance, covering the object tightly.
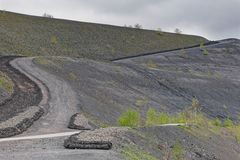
[156,28,164,36]
[146,108,158,125]
[172,141,185,160]
[174,28,182,34]
[223,118,234,127]
[175,112,188,123]
[43,13,54,18]
[118,108,140,128]
[122,145,158,160]
[158,112,171,124]
[0,71,13,94]
[134,24,142,29]
[68,72,77,81]
[135,97,148,107]
[212,118,222,126]
[50,36,58,45]
[200,42,209,55]
[146,60,158,69]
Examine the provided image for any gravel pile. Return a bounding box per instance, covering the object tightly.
[68,113,94,130]
[64,127,129,150]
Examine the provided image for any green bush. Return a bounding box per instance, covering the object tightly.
[118,108,140,128]
[172,141,185,160]
[0,71,13,94]
[146,108,158,125]
[200,42,209,55]
[158,112,171,124]
[122,145,158,160]
[212,118,222,126]
[223,118,234,127]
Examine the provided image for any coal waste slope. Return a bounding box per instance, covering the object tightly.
[34,39,240,124]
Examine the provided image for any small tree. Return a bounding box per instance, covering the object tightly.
[134,24,142,29]
[174,28,182,34]
[43,13,53,18]
[172,141,185,160]
[157,28,164,36]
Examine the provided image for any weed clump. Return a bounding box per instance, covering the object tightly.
[118,108,140,128]
[0,71,13,94]
[122,145,158,160]
[223,118,234,127]
[200,42,209,55]
[172,141,185,160]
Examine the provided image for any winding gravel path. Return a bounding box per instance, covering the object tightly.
[0,57,121,160]
[12,57,79,135]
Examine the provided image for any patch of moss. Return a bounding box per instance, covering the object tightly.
[122,145,158,160]
[0,71,14,94]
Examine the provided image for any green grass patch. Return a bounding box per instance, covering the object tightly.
[172,141,185,160]
[145,60,158,69]
[35,57,51,66]
[0,71,13,94]
[118,98,240,143]
[122,145,158,160]
[118,108,140,128]
[200,42,209,55]
[68,72,77,81]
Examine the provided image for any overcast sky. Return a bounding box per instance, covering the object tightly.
[1,0,240,40]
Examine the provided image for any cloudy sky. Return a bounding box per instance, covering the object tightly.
[1,0,240,40]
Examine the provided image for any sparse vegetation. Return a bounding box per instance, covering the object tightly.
[134,24,142,29]
[0,11,207,59]
[146,108,158,126]
[146,60,158,69]
[118,98,240,143]
[68,72,77,81]
[118,108,140,128]
[122,145,158,160]
[172,141,185,160]
[135,97,148,107]
[43,13,53,18]
[175,28,182,34]
[200,42,209,55]
[223,118,234,127]
[50,36,58,45]
[156,28,164,36]
[35,57,50,66]
[0,71,14,94]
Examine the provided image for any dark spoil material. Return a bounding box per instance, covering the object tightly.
[64,135,112,150]
[0,107,44,138]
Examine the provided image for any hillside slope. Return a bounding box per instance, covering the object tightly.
[34,39,240,123]
[34,39,240,160]
[0,11,207,60]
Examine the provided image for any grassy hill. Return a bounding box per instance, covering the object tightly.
[0,11,207,60]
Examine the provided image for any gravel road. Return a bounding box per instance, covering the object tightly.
[0,57,122,160]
